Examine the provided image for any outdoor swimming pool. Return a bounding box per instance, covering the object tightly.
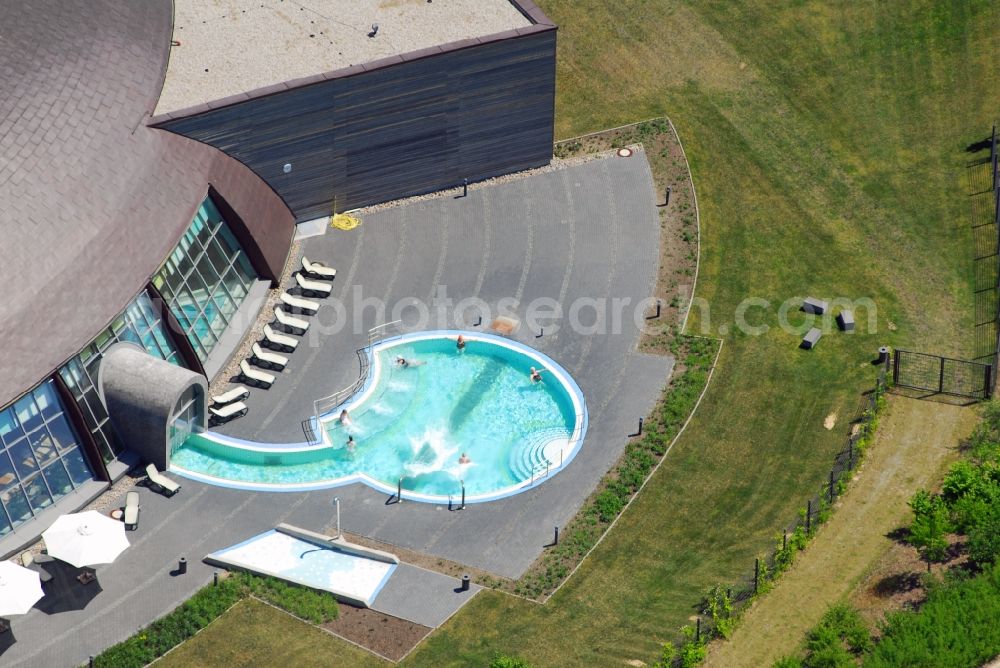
[170,331,587,502]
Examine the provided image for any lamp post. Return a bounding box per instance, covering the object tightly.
[334,497,341,539]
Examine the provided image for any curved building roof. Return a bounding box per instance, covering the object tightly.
[0,0,293,408]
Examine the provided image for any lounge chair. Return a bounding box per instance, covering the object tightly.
[295,273,333,297]
[263,324,299,351]
[123,490,140,530]
[209,401,248,422]
[21,552,53,583]
[302,257,337,279]
[212,385,249,405]
[273,306,309,333]
[280,291,319,314]
[146,463,181,496]
[251,342,288,370]
[240,359,276,387]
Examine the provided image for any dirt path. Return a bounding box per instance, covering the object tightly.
[703,395,977,667]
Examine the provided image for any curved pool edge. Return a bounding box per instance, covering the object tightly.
[172,330,589,503]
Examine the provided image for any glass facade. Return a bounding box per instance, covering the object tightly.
[59,289,182,464]
[152,197,257,361]
[0,380,94,537]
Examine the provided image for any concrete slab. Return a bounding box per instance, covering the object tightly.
[371,563,480,628]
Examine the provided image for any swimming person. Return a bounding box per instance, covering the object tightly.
[530,366,544,383]
[456,334,466,351]
[339,409,351,425]
[459,452,471,465]
[396,356,409,368]
[346,435,356,454]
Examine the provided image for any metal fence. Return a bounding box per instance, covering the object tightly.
[691,367,889,646]
[892,349,993,400]
[991,124,1000,379]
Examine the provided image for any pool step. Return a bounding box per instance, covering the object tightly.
[508,429,570,481]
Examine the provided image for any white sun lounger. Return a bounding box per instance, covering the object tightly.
[212,385,249,405]
[209,401,248,421]
[263,324,299,351]
[273,306,309,333]
[241,359,276,387]
[302,257,337,279]
[252,342,288,370]
[295,273,333,296]
[123,490,140,530]
[146,463,181,496]
[280,291,319,314]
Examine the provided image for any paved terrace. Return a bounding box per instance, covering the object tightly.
[156,0,533,114]
[1,153,671,666]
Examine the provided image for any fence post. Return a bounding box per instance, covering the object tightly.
[829,470,835,503]
[783,529,787,552]
[754,557,760,594]
[939,357,946,394]
[806,499,812,534]
[696,617,701,642]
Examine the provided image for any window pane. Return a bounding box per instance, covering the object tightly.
[9,438,38,478]
[42,460,73,497]
[48,416,78,453]
[0,407,22,445]
[62,448,94,485]
[14,394,43,435]
[0,451,17,490]
[92,428,115,465]
[33,382,62,420]
[29,428,57,468]
[1,485,32,525]
[22,473,52,511]
[0,503,12,537]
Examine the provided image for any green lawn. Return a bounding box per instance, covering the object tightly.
[162,2,1000,666]
[155,598,384,668]
[404,1,998,665]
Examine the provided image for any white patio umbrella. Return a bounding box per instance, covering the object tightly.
[0,560,44,616]
[42,510,130,568]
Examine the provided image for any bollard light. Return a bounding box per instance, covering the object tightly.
[334,497,341,539]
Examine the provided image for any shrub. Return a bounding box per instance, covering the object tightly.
[92,572,338,668]
[865,562,1000,667]
[907,490,950,568]
[968,506,1000,566]
[490,652,532,668]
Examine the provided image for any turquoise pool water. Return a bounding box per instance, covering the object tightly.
[170,332,587,502]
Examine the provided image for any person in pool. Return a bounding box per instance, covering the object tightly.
[459,452,471,465]
[339,409,351,425]
[346,435,356,454]
[456,334,466,351]
[529,366,544,383]
[396,356,409,368]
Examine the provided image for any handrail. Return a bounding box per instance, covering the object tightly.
[519,412,586,485]
[311,320,404,442]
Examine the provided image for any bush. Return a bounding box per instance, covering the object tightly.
[92,572,338,667]
[865,562,1000,667]
[490,652,532,668]
[968,506,1000,566]
[779,604,871,668]
[907,490,950,567]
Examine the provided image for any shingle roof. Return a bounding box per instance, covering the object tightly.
[0,0,292,408]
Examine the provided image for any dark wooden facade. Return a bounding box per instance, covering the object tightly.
[153,28,557,220]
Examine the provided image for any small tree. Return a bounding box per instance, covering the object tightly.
[908,490,950,571]
[489,652,532,668]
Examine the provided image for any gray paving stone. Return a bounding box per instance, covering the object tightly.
[1,152,673,667]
